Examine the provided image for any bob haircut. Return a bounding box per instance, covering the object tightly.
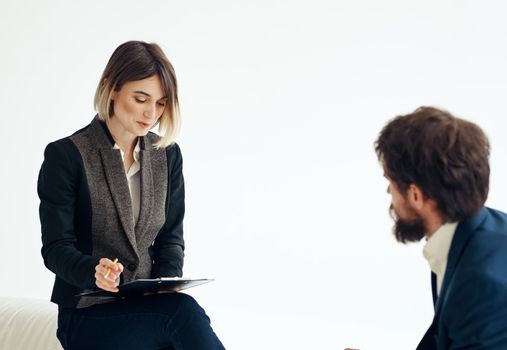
[94,41,180,148]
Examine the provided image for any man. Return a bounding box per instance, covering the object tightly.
[375,107,507,349]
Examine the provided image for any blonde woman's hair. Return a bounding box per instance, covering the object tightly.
[94,41,180,148]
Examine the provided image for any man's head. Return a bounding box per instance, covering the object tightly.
[375,106,490,243]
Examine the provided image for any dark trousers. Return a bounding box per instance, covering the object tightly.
[57,293,225,350]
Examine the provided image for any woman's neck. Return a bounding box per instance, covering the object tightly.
[105,117,137,153]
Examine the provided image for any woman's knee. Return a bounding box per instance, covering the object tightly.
[171,293,203,313]
[153,292,201,312]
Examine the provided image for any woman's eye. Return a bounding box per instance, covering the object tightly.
[135,98,146,103]
[157,102,166,107]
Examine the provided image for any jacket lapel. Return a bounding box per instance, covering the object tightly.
[431,272,438,308]
[134,136,154,241]
[419,209,488,348]
[89,117,139,255]
[100,148,138,254]
[434,208,488,315]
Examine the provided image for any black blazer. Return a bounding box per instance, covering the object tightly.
[38,116,185,308]
[417,207,507,349]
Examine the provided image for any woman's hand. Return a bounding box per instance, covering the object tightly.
[95,258,124,292]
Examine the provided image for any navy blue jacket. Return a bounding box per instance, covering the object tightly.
[417,207,507,349]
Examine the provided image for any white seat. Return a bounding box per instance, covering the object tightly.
[0,297,63,350]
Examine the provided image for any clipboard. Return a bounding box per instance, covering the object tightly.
[76,277,213,298]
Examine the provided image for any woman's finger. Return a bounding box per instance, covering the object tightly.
[95,277,119,292]
[99,258,119,271]
[115,262,124,273]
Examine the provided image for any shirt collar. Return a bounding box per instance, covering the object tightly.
[423,222,458,276]
[113,138,141,163]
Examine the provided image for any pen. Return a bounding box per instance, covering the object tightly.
[104,258,118,279]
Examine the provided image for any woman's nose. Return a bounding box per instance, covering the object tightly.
[143,104,156,118]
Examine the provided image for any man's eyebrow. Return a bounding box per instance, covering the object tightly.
[133,91,167,100]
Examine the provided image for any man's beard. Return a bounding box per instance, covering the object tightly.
[389,204,426,243]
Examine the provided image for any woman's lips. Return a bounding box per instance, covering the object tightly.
[137,121,151,129]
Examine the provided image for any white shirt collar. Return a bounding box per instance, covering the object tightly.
[113,138,141,177]
[423,222,458,293]
[113,138,141,163]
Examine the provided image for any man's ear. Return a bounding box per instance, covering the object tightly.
[407,183,425,210]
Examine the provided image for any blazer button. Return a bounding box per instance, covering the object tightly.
[127,263,137,271]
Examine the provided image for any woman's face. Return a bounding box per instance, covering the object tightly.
[110,75,167,137]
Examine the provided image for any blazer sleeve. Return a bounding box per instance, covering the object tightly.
[151,143,185,278]
[38,140,99,289]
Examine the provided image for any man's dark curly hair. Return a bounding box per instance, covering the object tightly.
[375,106,490,222]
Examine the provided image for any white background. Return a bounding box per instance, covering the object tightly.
[1,1,506,349]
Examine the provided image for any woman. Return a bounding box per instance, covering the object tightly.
[38,41,225,350]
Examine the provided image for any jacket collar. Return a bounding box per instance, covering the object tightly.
[434,207,488,314]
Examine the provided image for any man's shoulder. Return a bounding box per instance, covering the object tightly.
[454,207,507,275]
[483,207,507,230]
[444,210,507,313]
[471,207,507,250]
